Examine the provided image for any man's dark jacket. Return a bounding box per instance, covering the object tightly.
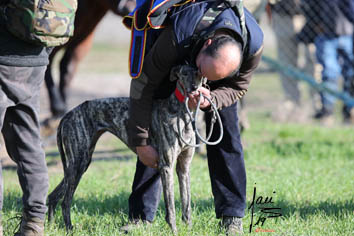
[129,0,264,146]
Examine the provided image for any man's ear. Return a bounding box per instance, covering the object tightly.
[204,38,212,47]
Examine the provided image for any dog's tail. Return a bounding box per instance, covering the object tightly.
[57,117,67,171]
[47,117,69,221]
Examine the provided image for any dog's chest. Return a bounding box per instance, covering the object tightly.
[150,100,194,149]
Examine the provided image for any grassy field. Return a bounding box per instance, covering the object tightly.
[1,44,354,235]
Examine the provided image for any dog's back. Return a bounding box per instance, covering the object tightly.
[58,97,131,165]
[48,65,199,232]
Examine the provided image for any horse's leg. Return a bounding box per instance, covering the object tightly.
[58,2,108,104]
[45,47,68,117]
[108,0,136,16]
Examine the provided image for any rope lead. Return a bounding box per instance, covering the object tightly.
[177,79,224,147]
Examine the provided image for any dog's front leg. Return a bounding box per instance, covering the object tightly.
[160,162,177,234]
[176,148,194,226]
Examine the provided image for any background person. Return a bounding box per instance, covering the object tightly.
[307,0,354,124]
[266,0,318,122]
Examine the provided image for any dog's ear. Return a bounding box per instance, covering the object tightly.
[170,66,182,82]
[170,65,198,82]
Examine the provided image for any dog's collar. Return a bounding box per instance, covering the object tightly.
[174,87,185,103]
[174,80,187,103]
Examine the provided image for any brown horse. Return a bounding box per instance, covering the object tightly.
[44,0,135,118]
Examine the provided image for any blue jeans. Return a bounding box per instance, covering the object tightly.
[314,35,354,112]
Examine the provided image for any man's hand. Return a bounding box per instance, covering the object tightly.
[137,145,159,168]
[188,87,211,110]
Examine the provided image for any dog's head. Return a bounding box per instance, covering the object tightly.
[170,65,202,94]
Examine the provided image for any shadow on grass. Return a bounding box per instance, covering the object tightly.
[50,192,132,229]
[3,189,352,218]
[2,190,353,234]
[3,188,352,228]
[70,191,131,216]
[2,189,132,216]
[165,197,354,221]
[271,199,354,219]
[189,197,354,220]
[245,198,354,221]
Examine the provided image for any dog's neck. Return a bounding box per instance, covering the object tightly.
[166,79,195,115]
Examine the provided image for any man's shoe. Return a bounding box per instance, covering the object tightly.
[313,107,333,119]
[343,108,354,125]
[14,212,45,236]
[313,107,335,126]
[120,219,150,234]
[220,216,243,235]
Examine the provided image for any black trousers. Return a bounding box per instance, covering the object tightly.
[0,65,49,220]
[128,103,246,221]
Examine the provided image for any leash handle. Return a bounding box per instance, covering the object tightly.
[176,75,224,147]
[178,93,223,147]
[188,94,224,146]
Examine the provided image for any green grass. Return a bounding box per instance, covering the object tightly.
[2,44,354,235]
[2,120,353,235]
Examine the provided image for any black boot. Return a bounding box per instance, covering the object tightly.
[314,107,333,119]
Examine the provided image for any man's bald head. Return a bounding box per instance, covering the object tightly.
[196,34,243,81]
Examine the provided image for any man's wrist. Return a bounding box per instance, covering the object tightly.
[201,95,216,112]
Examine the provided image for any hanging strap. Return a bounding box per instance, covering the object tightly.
[193,0,248,52]
[225,0,248,51]
[123,0,190,78]
[129,28,148,78]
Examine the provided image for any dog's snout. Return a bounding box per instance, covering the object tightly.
[187,84,198,94]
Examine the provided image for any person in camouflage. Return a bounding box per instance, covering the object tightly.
[0,1,77,235]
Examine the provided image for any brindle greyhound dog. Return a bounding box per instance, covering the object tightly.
[47,65,202,233]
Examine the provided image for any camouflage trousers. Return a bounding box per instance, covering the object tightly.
[0,65,48,220]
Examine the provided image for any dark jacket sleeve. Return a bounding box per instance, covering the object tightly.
[128,26,180,146]
[209,45,263,110]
